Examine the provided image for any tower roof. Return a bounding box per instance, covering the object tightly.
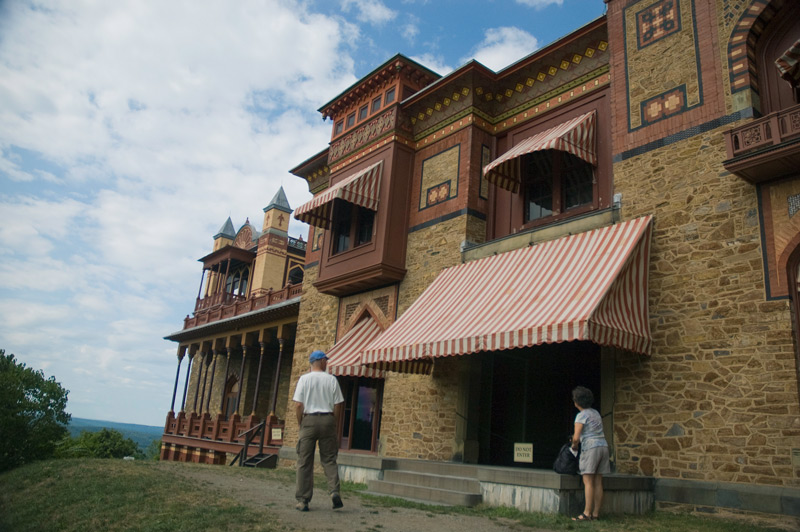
[214,217,236,240]
[264,186,292,214]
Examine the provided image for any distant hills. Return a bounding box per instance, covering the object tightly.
[68,418,164,451]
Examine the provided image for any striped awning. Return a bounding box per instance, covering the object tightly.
[294,161,383,230]
[361,216,653,374]
[776,39,800,86]
[326,316,386,379]
[483,111,596,194]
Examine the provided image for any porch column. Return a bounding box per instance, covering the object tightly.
[204,349,219,414]
[218,347,233,415]
[268,337,286,420]
[250,342,266,416]
[194,351,208,414]
[196,268,206,300]
[235,345,248,415]
[180,347,196,413]
[169,345,187,414]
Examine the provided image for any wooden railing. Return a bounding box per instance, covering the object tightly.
[724,103,800,159]
[163,411,284,449]
[185,283,302,329]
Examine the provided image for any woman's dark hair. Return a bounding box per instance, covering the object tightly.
[572,386,594,408]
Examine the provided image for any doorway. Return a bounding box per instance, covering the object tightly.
[338,377,383,452]
[476,341,601,468]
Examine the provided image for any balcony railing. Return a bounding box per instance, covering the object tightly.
[161,411,285,460]
[725,104,800,157]
[723,103,800,183]
[185,283,302,330]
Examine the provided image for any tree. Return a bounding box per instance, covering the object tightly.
[0,349,71,472]
[145,438,162,460]
[61,428,143,459]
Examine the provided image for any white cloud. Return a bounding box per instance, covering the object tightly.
[0,0,357,425]
[462,26,540,72]
[410,54,453,76]
[341,0,397,25]
[515,0,564,9]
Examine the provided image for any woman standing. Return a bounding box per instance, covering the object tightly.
[571,386,610,521]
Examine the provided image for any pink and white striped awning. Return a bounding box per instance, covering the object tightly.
[483,111,596,194]
[361,216,653,374]
[294,161,383,230]
[326,316,386,379]
[776,39,800,86]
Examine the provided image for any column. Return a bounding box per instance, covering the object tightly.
[250,342,266,417]
[218,348,233,415]
[268,338,286,421]
[170,346,187,413]
[180,348,195,413]
[235,345,248,416]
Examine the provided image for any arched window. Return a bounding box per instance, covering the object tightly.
[756,2,800,114]
[288,265,304,285]
[224,377,239,420]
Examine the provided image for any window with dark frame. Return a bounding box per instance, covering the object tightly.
[331,199,375,255]
[346,112,355,129]
[523,150,594,224]
[359,104,368,121]
[385,87,395,104]
[335,120,343,135]
[371,96,381,113]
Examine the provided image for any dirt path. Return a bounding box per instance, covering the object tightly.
[157,461,548,532]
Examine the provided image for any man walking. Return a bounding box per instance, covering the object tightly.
[293,350,345,511]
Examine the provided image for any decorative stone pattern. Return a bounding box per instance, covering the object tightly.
[329,108,397,163]
[637,0,682,48]
[420,145,460,210]
[624,0,701,131]
[336,285,397,337]
[612,122,800,487]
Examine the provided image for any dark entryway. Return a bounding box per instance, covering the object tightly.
[338,377,383,452]
[476,341,601,468]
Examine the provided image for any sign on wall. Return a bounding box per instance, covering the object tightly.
[514,443,533,463]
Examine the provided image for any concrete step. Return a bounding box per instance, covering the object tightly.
[383,458,480,478]
[368,478,483,507]
[383,470,481,493]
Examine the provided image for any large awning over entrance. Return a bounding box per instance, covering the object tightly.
[361,216,653,374]
[482,111,596,194]
[294,161,383,229]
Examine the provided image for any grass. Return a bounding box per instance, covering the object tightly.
[0,459,282,532]
[0,459,790,532]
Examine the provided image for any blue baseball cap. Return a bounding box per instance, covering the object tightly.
[309,350,328,363]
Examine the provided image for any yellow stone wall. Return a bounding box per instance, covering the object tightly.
[611,122,800,486]
[283,264,340,447]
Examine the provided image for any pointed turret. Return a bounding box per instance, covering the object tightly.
[213,217,235,251]
[251,188,293,296]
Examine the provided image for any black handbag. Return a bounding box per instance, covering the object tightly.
[553,443,580,475]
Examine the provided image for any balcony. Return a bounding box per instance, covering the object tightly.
[184,283,303,330]
[723,103,800,183]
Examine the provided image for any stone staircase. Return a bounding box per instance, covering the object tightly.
[367,459,483,507]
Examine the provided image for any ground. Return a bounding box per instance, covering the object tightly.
[159,461,544,532]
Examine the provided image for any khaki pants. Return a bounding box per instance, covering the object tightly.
[295,414,340,503]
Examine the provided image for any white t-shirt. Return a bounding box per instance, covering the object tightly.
[293,370,344,413]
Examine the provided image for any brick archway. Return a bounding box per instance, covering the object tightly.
[726,0,785,104]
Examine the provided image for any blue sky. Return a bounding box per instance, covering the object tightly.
[0,0,607,426]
